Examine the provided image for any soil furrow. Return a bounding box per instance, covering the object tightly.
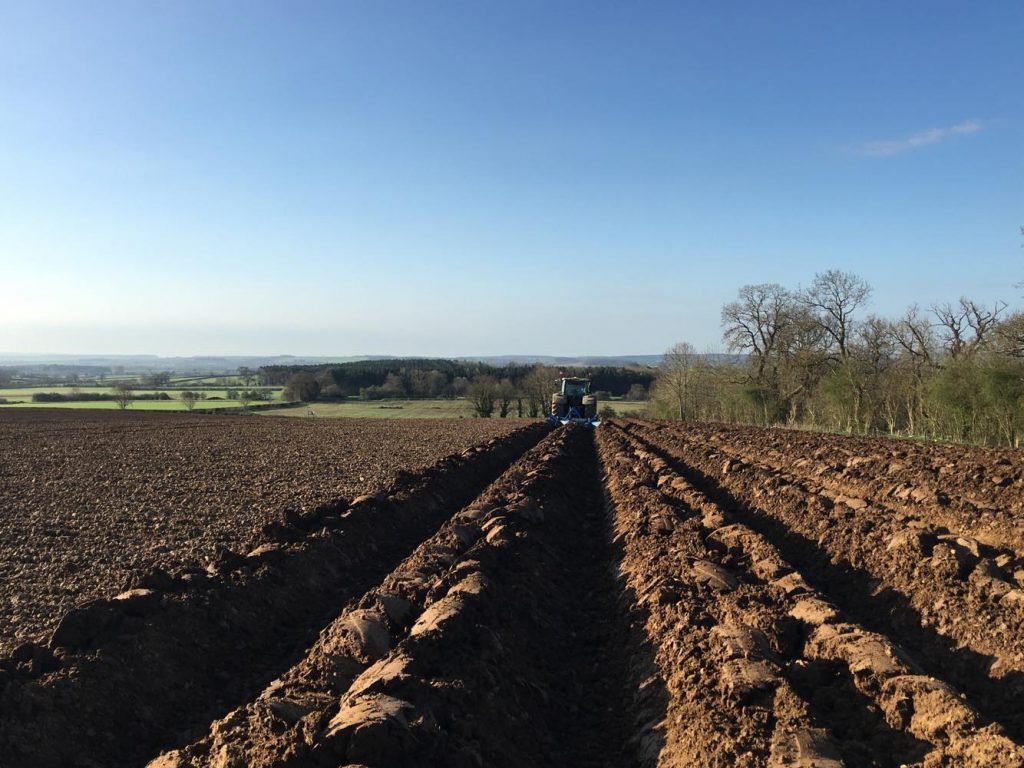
[635,422,1024,668]
[659,421,1024,551]
[598,425,845,766]
[673,421,1024,556]
[0,424,547,768]
[600,422,1024,766]
[148,425,637,768]
[7,412,1024,767]
[621,422,1024,748]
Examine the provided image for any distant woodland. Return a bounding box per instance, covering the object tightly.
[261,359,655,419]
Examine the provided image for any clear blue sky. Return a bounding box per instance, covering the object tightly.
[1,2,1021,356]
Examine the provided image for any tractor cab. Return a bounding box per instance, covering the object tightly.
[560,378,591,398]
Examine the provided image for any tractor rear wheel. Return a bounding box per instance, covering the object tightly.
[582,394,597,419]
[551,394,567,418]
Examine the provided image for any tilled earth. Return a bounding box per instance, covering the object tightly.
[3,414,1024,767]
[0,410,528,652]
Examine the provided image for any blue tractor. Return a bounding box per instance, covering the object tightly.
[548,377,600,426]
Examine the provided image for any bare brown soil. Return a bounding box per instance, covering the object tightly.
[148,426,632,768]
[3,413,1024,767]
[0,417,547,767]
[612,420,1024,765]
[678,421,1024,549]
[0,409,527,652]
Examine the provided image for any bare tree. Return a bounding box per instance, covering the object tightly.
[112,380,134,410]
[658,342,699,420]
[891,305,935,366]
[467,376,498,417]
[885,305,938,435]
[522,366,558,418]
[851,315,898,433]
[773,305,830,424]
[930,297,1007,359]
[994,312,1024,358]
[626,383,647,401]
[180,391,199,411]
[496,379,517,418]
[797,270,872,361]
[721,283,793,387]
[856,316,896,376]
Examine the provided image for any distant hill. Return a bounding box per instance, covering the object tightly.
[457,354,664,367]
[457,353,745,367]
[0,352,745,375]
[0,354,381,374]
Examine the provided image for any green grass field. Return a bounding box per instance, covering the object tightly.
[0,386,132,397]
[0,386,163,403]
[0,387,648,418]
[0,384,280,410]
[602,400,647,417]
[0,399,249,411]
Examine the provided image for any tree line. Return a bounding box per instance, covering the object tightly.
[270,359,652,400]
[651,269,1024,446]
[31,390,172,404]
[272,359,655,417]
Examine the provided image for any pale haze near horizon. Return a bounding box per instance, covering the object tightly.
[1,2,1021,358]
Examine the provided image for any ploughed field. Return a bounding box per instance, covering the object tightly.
[3,415,1024,767]
[0,410,528,653]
